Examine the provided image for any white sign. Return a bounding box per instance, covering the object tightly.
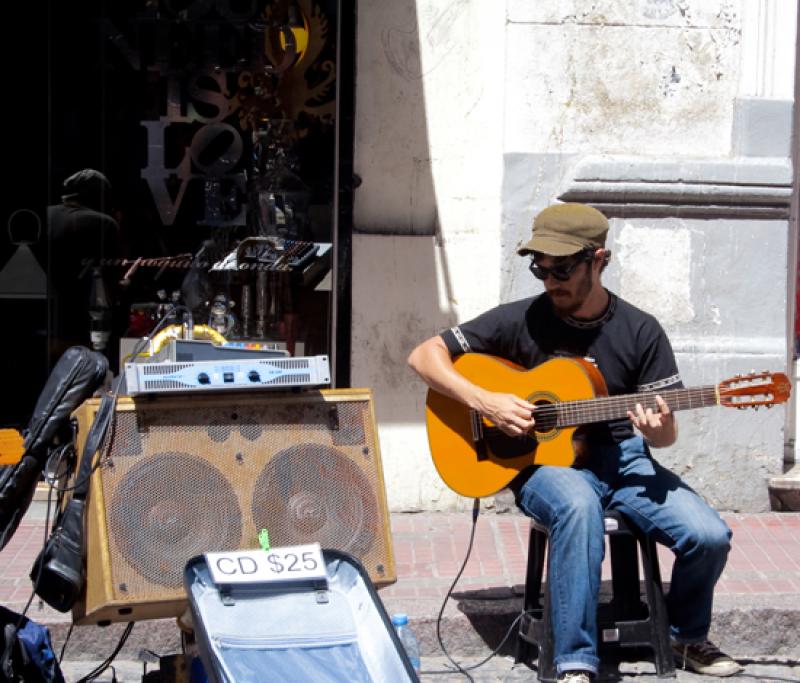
[205,543,327,586]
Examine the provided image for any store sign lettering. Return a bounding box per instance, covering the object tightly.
[102,2,307,226]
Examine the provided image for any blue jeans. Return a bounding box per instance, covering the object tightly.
[515,436,732,675]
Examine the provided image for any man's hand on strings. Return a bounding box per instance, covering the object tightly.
[627,394,677,448]
[476,391,536,437]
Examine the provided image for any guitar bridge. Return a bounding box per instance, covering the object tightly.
[470,410,488,461]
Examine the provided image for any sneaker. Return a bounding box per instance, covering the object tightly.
[672,640,742,677]
[556,672,593,683]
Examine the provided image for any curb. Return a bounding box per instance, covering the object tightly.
[35,593,800,665]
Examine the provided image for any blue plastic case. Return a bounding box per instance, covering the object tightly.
[184,549,419,683]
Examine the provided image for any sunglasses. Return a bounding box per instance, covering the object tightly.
[529,251,593,281]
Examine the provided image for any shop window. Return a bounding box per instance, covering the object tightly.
[1,0,352,427]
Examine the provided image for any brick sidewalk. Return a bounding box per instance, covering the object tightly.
[1,510,799,663]
[377,511,800,661]
[2,511,800,612]
[380,510,800,602]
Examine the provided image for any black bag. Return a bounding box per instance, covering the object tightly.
[0,606,65,682]
[0,346,108,551]
[29,499,86,613]
[31,390,117,612]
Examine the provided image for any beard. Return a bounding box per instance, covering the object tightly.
[547,267,593,317]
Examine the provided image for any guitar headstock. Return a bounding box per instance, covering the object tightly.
[718,371,792,409]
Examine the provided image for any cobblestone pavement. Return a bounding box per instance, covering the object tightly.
[7,510,800,682]
[59,655,800,682]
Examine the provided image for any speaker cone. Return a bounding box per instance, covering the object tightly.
[109,452,242,587]
[251,444,378,557]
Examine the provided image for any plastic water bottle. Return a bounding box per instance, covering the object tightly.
[392,613,421,675]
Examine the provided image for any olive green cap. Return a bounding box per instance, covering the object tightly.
[517,203,608,257]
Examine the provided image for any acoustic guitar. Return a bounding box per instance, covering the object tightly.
[425,354,791,498]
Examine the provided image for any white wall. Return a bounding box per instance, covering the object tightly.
[353,0,798,512]
[504,1,741,156]
[353,0,506,510]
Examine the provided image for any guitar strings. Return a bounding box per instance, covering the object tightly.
[481,381,771,434]
[532,386,721,428]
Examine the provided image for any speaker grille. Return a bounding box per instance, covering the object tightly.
[108,452,243,589]
[251,442,379,558]
[78,390,395,624]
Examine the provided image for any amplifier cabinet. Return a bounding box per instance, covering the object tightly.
[72,389,395,625]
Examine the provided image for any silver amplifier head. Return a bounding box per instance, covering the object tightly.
[125,356,330,396]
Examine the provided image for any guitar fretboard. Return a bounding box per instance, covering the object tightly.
[543,386,719,428]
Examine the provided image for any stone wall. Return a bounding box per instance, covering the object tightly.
[351,0,797,512]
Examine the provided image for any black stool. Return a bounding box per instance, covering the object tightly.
[516,510,675,681]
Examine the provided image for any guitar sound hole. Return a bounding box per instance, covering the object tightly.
[532,401,557,432]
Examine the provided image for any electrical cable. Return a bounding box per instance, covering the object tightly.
[0,478,58,670]
[41,303,188,498]
[58,622,75,664]
[423,497,481,682]
[2,306,191,676]
[51,308,191,673]
[74,621,134,683]
[421,498,531,680]
[7,370,125,671]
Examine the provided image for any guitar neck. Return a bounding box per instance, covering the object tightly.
[555,385,719,427]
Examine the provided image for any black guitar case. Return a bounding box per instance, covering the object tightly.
[0,346,108,550]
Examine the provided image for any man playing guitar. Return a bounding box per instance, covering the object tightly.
[408,203,741,682]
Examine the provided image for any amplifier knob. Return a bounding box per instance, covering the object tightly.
[197,373,210,385]
[248,370,261,382]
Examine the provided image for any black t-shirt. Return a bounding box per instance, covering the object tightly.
[440,291,682,444]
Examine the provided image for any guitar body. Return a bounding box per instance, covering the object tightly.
[426,355,608,498]
[0,429,24,465]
